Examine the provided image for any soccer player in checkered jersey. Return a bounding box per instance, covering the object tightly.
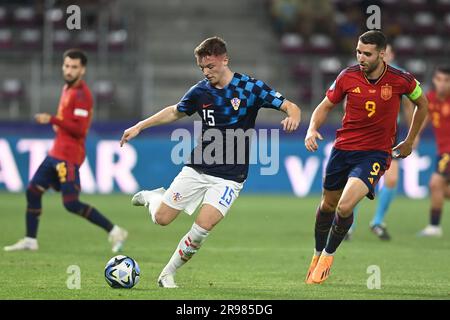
[304,30,428,284]
[120,36,301,288]
[4,49,128,253]
[416,66,450,237]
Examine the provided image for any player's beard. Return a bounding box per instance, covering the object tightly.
[364,60,381,76]
[64,75,80,86]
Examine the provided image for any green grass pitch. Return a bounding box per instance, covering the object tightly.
[0,192,449,300]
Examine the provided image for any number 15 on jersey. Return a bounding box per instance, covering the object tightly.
[203,109,215,126]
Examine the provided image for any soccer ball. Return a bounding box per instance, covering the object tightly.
[104,255,140,289]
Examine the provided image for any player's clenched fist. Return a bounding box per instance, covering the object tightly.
[35,113,51,124]
[392,140,413,159]
[120,125,141,147]
[304,129,323,152]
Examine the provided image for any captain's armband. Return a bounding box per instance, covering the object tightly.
[407,80,422,101]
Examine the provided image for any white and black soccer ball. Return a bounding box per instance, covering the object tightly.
[104,255,140,289]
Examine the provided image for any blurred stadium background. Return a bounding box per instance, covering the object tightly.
[1,0,450,300]
[0,0,449,121]
[0,0,448,196]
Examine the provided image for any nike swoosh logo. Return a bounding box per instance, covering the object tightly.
[202,103,212,108]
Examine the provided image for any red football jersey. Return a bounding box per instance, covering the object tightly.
[426,90,450,154]
[48,80,93,166]
[326,63,418,153]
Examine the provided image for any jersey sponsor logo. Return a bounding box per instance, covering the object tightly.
[351,87,361,94]
[381,84,392,101]
[231,98,241,110]
[202,103,212,109]
[74,108,89,117]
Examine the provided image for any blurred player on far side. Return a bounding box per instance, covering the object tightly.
[416,66,450,237]
[4,49,128,253]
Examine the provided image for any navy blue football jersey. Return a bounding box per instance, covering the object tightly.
[177,72,285,182]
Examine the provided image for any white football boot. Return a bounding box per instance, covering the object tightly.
[4,237,38,252]
[132,188,165,207]
[131,190,151,207]
[418,225,443,237]
[108,225,128,253]
[131,188,165,223]
[157,271,178,288]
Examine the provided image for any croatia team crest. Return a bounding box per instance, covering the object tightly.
[231,97,241,110]
[381,84,392,101]
[172,192,182,202]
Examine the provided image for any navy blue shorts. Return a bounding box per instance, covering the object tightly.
[323,148,391,200]
[30,156,80,195]
[436,153,450,181]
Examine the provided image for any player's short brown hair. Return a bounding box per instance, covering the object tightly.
[436,65,450,75]
[359,30,387,51]
[63,48,88,66]
[194,36,227,58]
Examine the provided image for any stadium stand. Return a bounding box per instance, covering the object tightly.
[0,0,137,120]
[0,0,448,122]
[270,0,450,109]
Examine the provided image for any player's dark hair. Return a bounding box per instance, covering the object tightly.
[194,36,227,58]
[63,48,88,66]
[436,65,450,75]
[359,30,387,51]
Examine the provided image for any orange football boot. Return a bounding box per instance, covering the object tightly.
[305,254,320,284]
[311,254,334,284]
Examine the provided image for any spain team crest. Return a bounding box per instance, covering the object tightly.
[381,84,392,101]
[231,97,241,110]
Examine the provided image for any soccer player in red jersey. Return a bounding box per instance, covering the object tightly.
[4,49,128,253]
[304,30,428,284]
[417,66,450,237]
[347,44,408,241]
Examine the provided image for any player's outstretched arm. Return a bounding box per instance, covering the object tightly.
[402,96,428,148]
[280,99,301,133]
[120,105,186,147]
[35,112,88,138]
[305,96,335,152]
[393,93,428,158]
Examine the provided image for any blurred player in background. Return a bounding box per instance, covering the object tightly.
[416,66,450,237]
[4,49,128,253]
[348,43,411,241]
[120,36,301,288]
[304,30,428,284]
